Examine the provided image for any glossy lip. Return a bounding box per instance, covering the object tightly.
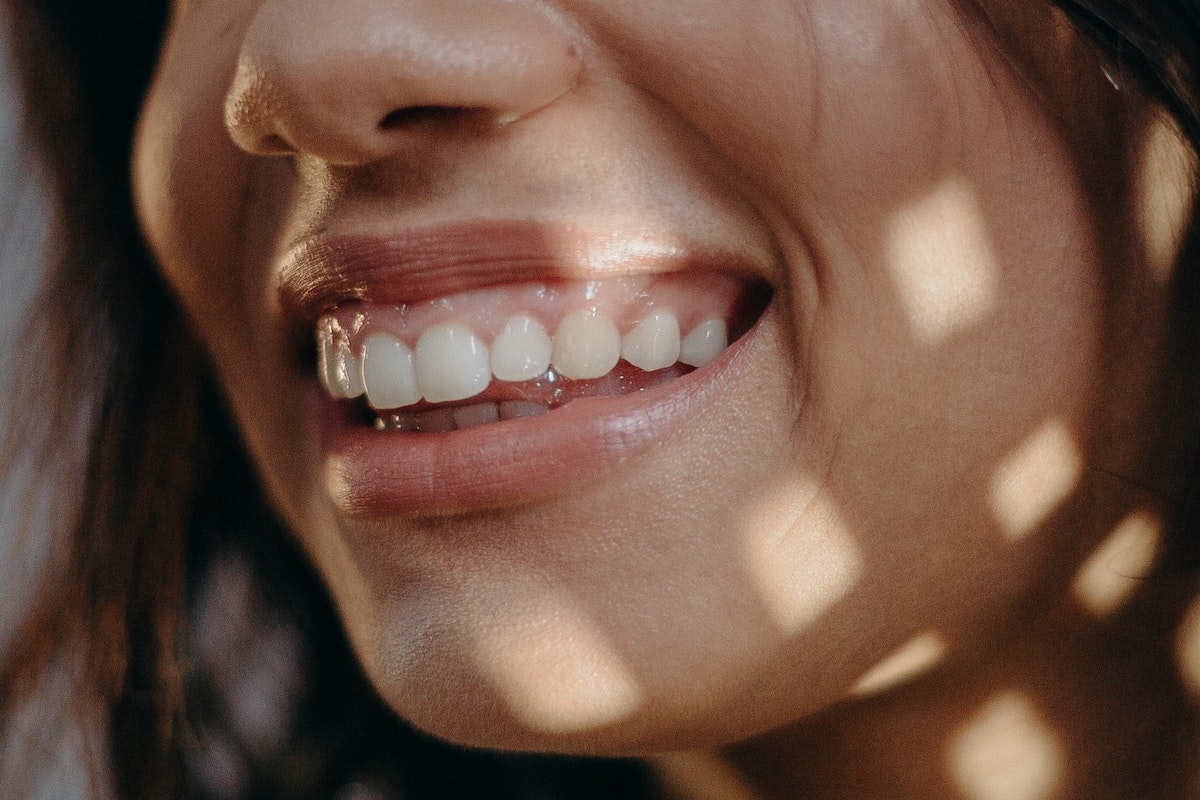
[278,218,763,318]
[285,219,773,517]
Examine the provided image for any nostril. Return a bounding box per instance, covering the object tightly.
[379,105,476,131]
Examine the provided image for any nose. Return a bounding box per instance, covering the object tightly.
[225,0,582,165]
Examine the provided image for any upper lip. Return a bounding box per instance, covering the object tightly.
[276,218,765,322]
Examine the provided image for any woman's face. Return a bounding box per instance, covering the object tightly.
[134,0,1153,752]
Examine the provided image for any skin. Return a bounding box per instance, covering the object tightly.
[134,0,1198,795]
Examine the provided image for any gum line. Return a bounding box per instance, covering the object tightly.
[320,274,743,348]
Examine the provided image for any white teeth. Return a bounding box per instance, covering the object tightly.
[679,318,727,367]
[551,309,621,380]
[415,323,491,403]
[490,314,553,382]
[320,306,737,421]
[361,332,421,410]
[621,310,681,372]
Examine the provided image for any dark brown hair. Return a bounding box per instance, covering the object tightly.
[0,1,1197,798]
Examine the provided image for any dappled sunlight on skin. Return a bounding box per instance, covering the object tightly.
[130,0,1190,789]
[1173,594,1200,700]
[463,577,644,735]
[738,482,863,635]
[1134,113,1197,284]
[883,176,1000,345]
[949,691,1064,800]
[1070,509,1162,618]
[652,751,761,800]
[851,631,947,697]
[988,419,1083,542]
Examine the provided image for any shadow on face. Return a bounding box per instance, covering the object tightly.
[133,0,1200,787]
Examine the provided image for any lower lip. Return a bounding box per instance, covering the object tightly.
[319,305,771,517]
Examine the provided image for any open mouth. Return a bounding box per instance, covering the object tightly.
[283,220,778,514]
[317,273,771,433]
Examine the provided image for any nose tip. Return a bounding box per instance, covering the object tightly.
[224,0,582,165]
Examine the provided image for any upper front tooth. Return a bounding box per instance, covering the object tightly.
[490,314,552,382]
[621,310,681,372]
[361,332,421,410]
[679,318,728,367]
[551,309,621,380]
[415,323,491,403]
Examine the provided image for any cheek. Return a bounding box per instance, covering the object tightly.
[128,0,1114,751]
[586,2,976,216]
[134,11,311,515]
[625,0,1106,633]
[133,7,271,340]
[607,0,1103,476]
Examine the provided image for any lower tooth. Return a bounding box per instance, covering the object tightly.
[453,402,501,429]
[499,400,550,420]
[375,399,554,431]
[415,408,457,432]
[375,413,418,431]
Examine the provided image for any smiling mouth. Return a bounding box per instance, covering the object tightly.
[281,220,775,513]
[317,273,770,432]
[282,220,774,437]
